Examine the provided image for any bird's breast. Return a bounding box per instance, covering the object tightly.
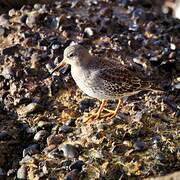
[71,67,106,99]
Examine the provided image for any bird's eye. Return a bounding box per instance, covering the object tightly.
[68,53,75,58]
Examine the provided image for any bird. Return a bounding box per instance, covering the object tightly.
[51,44,164,121]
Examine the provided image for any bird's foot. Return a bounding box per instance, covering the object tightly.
[84,112,101,123]
[101,111,118,120]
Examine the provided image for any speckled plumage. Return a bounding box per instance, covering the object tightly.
[61,45,160,100]
[52,44,163,120]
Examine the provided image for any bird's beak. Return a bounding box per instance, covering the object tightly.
[51,59,67,75]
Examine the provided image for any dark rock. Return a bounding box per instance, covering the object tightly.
[66,118,76,127]
[47,134,64,146]
[59,125,73,134]
[64,169,79,180]
[0,131,12,141]
[134,141,147,151]
[2,44,19,55]
[23,144,40,157]
[79,98,96,112]
[50,76,65,95]
[69,160,84,172]
[112,144,128,154]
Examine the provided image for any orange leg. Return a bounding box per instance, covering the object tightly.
[101,99,122,119]
[84,100,107,122]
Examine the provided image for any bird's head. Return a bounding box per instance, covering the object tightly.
[51,45,90,74]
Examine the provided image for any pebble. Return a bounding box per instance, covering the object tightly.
[37,121,53,130]
[64,169,79,180]
[43,144,56,154]
[111,144,128,154]
[84,27,94,37]
[2,44,19,55]
[0,168,6,179]
[26,14,38,28]
[0,14,9,27]
[0,131,12,141]
[34,130,49,142]
[133,141,146,151]
[17,102,42,116]
[47,148,63,159]
[155,153,165,161]
[47,134,64,146]
[20,155,35,164]
[17,166,27,180]
[79,98,96,112]
[59,124,73,134]
[128,23,139,31]
[69,160,84,172]
[1,66,14,80]
[58,144,81,158]
[152,135,161,144]
[66,118,76,127]
[0,27,5,36]
[23,144,40,157]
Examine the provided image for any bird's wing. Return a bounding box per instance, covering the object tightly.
[97,67,151,95]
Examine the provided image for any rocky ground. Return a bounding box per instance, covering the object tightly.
[0,0,179,179]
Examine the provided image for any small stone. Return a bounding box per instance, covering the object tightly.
[0,168,6,179]
[0,131,12,141]
[69,160,84,172]
[17,166,27,180]
[59,125,73,134]
[30,53,41,69]
[66,118,76,127]
[64,169,79,180]
[0,27,5,36]
[79,98,96,112]
[0,14,9,27]
[23,144,40,157]
[2,44,19,55]
[152,135,161,144]
[8,9,16,17]
[1,66,14,79]
[111,144,128,154]
[170,43,176,50]
[34,130,49,142]
[155,153,165,161]
[37,121,53,129]
[59,144,81,158]
[47,148,63,159]
[43,144,56,154]
[26,14,38,28]
[97,123,108,130]
[133,141,146,151]
[20,155,34,164]
[128,23,139,31]
[84,27,94,37]
[47,134,64,146]
[17,102,42,116]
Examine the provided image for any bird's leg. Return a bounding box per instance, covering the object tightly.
[84,100,107,122]
[101,99,122,119]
